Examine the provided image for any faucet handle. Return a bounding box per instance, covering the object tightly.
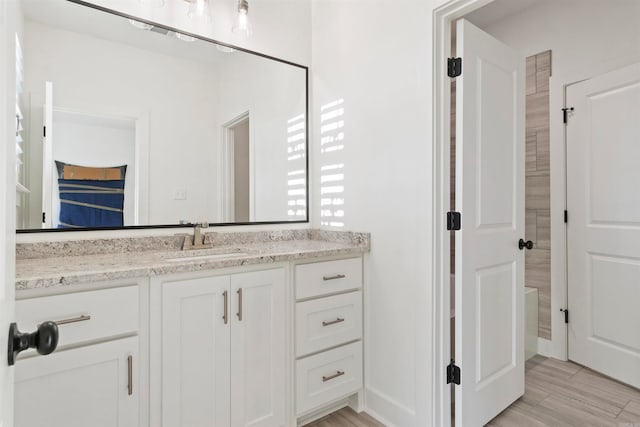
[181,234,194,250]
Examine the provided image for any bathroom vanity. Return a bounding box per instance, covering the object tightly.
[13,230,369,427]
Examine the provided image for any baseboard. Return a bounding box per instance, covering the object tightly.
[365,386,416,427]
[297,396,353,426]
[536,337,553,357]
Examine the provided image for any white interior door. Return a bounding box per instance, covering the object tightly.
[455,19,525,426]
[0,0,17,425]
[42,81,53,228]
[567,62,640,388]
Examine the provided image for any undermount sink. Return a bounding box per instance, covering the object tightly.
[163,248,249,262]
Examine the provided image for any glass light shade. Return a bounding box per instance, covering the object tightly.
[175,32,197,42]
[216,45,235,53]
[187,0,212,23]
[232,8,252,37]
[129,19,153,30]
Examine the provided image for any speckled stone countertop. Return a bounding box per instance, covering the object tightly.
[16,230,370,290]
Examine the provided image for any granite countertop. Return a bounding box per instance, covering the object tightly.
[16,230,370,290]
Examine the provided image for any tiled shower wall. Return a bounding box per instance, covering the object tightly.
[525,50,552,339]
[450,50,552,340]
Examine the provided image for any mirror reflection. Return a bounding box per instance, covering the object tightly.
[15,0,308,231]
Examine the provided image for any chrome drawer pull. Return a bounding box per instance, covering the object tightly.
[222,291,228,324]
[322,370,345,382]
[127,355,133,396]
[322,318,345,327]
[54,314,91,325]
[237,288,243,321]
[322,274,346,281]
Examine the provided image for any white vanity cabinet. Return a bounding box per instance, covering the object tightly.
[13,282,146,427]
[152,267,286,427]
[294,257,364,417]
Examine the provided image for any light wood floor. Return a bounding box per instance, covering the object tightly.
[304,407,385,427]
[488,355,640,426]
[305,356,640,427]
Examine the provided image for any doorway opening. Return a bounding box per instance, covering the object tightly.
[435,0,640,425]
[220,111,252,223]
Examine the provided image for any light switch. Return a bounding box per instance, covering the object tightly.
[173,188,187,200]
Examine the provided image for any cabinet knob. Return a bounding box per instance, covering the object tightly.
[7,321,59,366]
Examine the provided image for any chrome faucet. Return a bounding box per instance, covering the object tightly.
[182,222,212,250]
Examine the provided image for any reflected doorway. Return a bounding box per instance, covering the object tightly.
[221,112,251,223]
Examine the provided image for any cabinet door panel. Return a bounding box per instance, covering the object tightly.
[161,276,230,427]
[231,269,285,427]
[15,337,139,427]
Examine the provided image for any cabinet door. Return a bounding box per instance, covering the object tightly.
[14,337,139,427]
[162,276,231,427]
[231,269,285,427]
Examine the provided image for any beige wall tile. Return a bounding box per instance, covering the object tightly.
[526,91,550,132]
[536,50,552,74]
[527,56,537,95]
[527,131,538,172]
[526,175,551,210]
[536,130,550,171]
[536,210,551,249]
[526,209,537,242]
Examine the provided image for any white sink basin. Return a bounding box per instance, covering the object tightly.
[164,250,249,262]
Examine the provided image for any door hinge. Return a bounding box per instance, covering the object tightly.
[564,210,568,223]
[448,57,462,78]
[43,126,46,137]
[562,107,574,124]
[447,359,461,385]
[447,211,461,231]
[560,308,569,324]
[42,212,46,223]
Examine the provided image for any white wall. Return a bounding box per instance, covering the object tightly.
[23,20,219,226]
[51,111,136,227]
[312,1,446,425]
[212,52,306,222]
[476,0,640,360]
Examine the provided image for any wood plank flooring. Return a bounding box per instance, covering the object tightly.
[488,355,640,426]
[304,407,385,427]
[305,356,640,426]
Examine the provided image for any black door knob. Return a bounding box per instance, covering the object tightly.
[518,239,534,250]
[7,321,59,366]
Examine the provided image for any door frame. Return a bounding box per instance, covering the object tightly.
[432,2,497,425]
[219,111,254,223]
[41,103,150,227]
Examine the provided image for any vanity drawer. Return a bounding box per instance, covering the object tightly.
[296,341,363,415]
[295,258,362,300]
[296,291,362,357]
[15,286,139,350]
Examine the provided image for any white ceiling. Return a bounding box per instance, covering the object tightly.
[464,0,545,29]
[20,0,231,66]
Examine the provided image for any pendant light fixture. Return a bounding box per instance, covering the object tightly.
[185,0,212,23]
[232,0,252,37]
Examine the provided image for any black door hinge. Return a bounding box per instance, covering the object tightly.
[562,107,574,124]
[447,359,461,385]
[447,211,461,231]
[564,210,568,223]
[43,126,46,137]
[42,212,46,223]
[448,57,462,78]
[560,308,569,324]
